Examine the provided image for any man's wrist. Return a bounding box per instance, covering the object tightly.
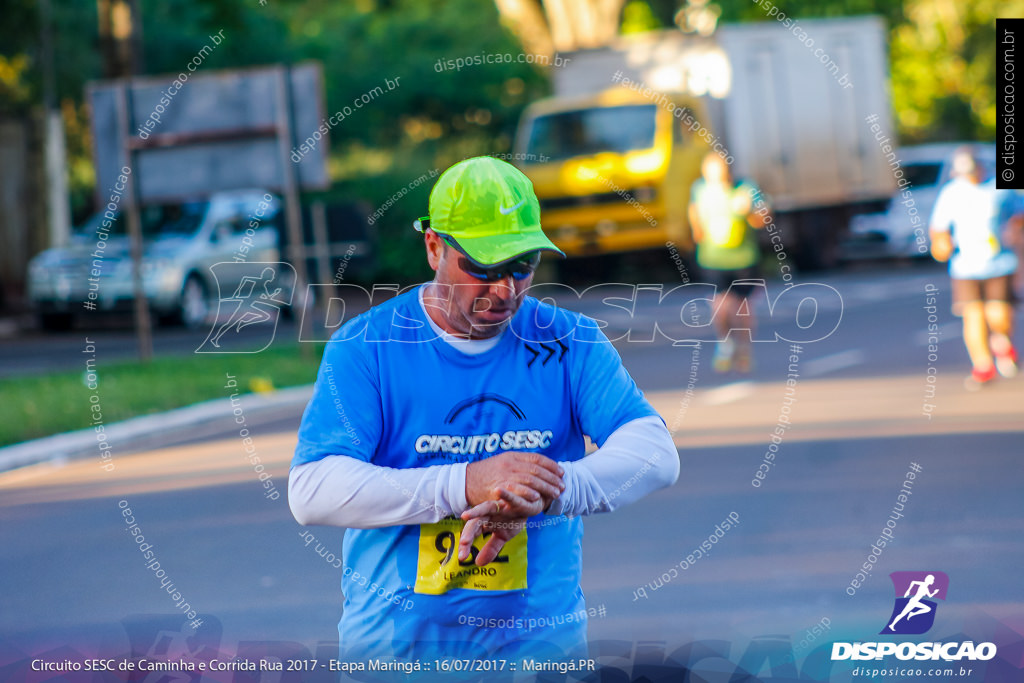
[448,461,470,514]
[543,465,569,516]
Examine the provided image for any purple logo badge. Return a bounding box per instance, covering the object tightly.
[880,571,949,635]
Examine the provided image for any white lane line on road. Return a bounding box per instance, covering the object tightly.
[857,284,896,302]
[803,349,866,377]
[913,321,961,346]
[702,381,756,406]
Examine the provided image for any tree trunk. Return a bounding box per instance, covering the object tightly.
[494,0,626,57]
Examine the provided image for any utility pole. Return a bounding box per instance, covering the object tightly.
[98,0,153,361]
[39,0,71,250]
[97,0,144,78]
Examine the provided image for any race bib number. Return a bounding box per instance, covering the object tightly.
[414,518,528,595]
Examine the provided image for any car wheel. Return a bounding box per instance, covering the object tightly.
[282,275,313,320]
[180,276,210,329]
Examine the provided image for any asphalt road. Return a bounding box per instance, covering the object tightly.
[2,264,1022,682]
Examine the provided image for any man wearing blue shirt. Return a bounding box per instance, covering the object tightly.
[930,147,1022,388]
[289,157,679,664]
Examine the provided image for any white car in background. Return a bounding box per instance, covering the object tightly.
[842,143,996,260]
[27,190,292,330]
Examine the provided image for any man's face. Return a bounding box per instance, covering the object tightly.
[424,231,534,339]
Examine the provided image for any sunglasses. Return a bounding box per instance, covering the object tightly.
[443,237,539,282]
[456,255,539,282]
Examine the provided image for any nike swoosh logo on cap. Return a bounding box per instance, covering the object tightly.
[499,200,526,215]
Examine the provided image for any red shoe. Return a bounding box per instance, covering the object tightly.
[964,365,997,391]
[994,347,1018,378]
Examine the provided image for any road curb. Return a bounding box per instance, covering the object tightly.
[0,384,313,473]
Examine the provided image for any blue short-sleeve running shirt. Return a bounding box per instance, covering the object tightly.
[292,285,660,660]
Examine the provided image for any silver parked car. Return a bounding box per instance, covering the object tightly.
[842,143,996,260]
[27,189,294,330]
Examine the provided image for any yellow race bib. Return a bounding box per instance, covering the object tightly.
[414,518,528,595]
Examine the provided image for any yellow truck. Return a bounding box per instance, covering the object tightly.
[513,87,709,256]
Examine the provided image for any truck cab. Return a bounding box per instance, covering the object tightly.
[514,87,709,256]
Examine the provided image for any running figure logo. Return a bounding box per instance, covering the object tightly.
[197,262,295,353]
[880,571,949,635]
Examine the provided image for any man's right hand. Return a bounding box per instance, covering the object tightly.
[465,451,565,516]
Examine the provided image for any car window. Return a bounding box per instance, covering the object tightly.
[903,162,943,188]
[213,216,247,237]
[74,201,209,238]
[146,202,207,236]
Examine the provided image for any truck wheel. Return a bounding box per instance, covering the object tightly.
[38,312,74,332]
[790,211,840,272]
[556,254,616,285]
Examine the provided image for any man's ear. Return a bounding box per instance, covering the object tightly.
[424,230,444,271]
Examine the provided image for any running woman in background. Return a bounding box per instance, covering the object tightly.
[688,152,767,372]
[930,146,1022,389]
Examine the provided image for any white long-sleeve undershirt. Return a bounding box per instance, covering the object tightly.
[288,415,679,528]
[545,415,679,517]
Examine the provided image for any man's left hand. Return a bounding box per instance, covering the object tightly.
[458,513,527,566]
[462,486,549,521]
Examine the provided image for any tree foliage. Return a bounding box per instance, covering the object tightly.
[889,0,1022,142]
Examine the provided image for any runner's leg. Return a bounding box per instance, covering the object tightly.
[712,291,737,371]
[961,301,993,372]
[986,301,1013,351]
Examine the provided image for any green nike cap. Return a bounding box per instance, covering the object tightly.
[418,156,565,266]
